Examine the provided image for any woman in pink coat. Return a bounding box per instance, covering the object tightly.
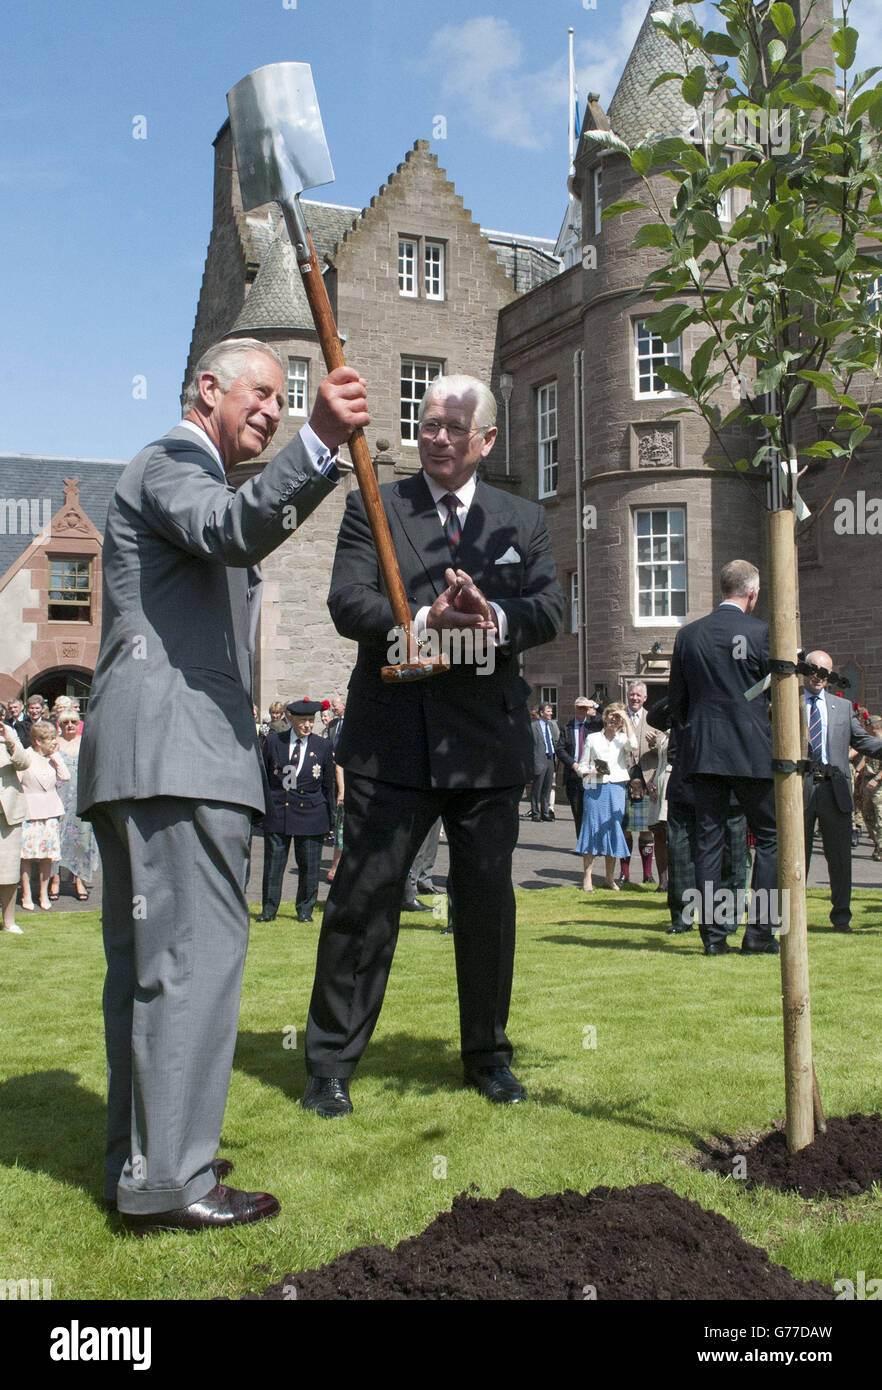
[18,721,69,912]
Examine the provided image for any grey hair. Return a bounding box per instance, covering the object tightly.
[182,339,283,412]
[720,559,760,598]
[418,374,497,433]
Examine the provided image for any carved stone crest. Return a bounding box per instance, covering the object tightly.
[635,425,676,468]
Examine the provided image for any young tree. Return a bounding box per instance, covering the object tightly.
[587,0,882,1150]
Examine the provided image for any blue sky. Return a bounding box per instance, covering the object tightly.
[2,0,879,460]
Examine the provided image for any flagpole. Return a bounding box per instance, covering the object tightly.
[569,26,576,168]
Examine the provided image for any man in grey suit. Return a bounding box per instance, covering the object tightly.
[78,338,369,1230]
[803,649,882,932]
[529,703,559,820]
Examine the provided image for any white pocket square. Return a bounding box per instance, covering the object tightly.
[495,546,521,565]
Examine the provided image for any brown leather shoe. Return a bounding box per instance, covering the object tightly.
[120,1183,280,1232]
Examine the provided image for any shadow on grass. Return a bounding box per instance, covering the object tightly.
[0,1069,106,1208]
[540,931,700,954]
[233,1031,705,1142]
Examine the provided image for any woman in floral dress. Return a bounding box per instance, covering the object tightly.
[48,712,100,901]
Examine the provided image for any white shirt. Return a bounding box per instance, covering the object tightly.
[804,690,828,764]
[414,471,509,644]
[578,730,638,783]
[287,732,308,778]
[176,419,337,481]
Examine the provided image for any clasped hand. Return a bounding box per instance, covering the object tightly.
[426,568,498,632]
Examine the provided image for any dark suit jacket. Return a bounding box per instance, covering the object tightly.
[668,602,772,780]
[262,730,335,835]
[806,691,882,812]
[555,718,601,784]
[329,472,564,789]
[79,425,337,817]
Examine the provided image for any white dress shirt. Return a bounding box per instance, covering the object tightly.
[413,472,509,644]
[176,419,337,481]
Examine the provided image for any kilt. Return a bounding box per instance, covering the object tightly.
[622,793,650,833]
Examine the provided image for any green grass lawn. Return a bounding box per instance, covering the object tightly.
[1,886,879,1300]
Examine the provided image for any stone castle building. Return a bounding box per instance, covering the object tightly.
[2,0,878,717]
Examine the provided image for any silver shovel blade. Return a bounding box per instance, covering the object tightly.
[227,62,335,211]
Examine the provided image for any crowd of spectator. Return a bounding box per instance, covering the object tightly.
[0,695,97,930]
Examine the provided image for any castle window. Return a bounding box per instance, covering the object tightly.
[399,237,446,301]
[287,358,309,415]
[425,242,445,299]
[540,686,558,719]
[635,321,682,397]
[48,558,92,624]
[399,239,418,297]
[633,509,686,625]
[593,168,603,236]
[537,383,558,497]
[400,358,444,445]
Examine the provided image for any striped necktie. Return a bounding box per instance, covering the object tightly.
[808,696,824,759]
[441,493,462,559]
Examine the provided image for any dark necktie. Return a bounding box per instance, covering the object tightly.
[441,493,462,559]
[808,696,824,759]
[576,722,584,761]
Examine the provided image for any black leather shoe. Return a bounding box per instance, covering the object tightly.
[301,1075,353,1118]
[542,812,555,821]
[440,925,454,935]
[296,913,313,923]
[741,941,780,954]
[704,942,733,956]
[255,911,276,922]
[666,923,693,935]
[120,1183,279,1232]
[416,878,437,894]
[464,1065,526,1104]
[402,898,432,912]
[832,923,853,934]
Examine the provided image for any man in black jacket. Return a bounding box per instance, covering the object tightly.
[668,560,778,957]
[301,373,564,1116]
[555,697,601,835]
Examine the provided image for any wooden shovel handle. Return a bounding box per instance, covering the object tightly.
[297,228,412,632]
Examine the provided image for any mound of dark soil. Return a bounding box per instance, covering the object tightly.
[243,1183,831,1300]
[698,1113,882,1199]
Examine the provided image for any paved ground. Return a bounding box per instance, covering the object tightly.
[26,795,882,916]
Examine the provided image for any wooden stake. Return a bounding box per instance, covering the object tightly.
[767,507,814,1153]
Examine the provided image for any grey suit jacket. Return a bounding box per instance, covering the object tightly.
[806,691,882,812]
[531,719,560,775]
[79,425,336,817]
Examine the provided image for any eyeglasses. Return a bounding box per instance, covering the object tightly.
[419,420,480,440]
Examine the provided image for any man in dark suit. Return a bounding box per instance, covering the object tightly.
[802,649,882,932]
[258,699,336,923]
[301,373,564,1116]
[3,697,29,748]
[668,559,778,957]
[555,697,600,835]
[530,703,560,820]
[78,338,368,1229]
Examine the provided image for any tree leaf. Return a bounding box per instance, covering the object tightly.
[634,223,674,249]
[769,3,796,40]
[682,67,708,108]
[832,25,859,73]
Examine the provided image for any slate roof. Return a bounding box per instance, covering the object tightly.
[0,455,125,582]
[231,196,561,332]
[482,230,561,293]
[607,0,705,147]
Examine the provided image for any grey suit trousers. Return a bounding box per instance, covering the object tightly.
[90,797,252,1214]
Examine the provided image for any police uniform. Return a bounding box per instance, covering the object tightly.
[259,705,335,922]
